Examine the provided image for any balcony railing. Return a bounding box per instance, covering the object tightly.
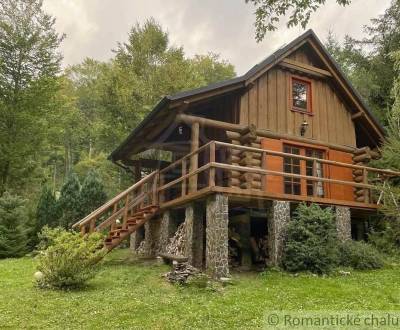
[158,141,400,209]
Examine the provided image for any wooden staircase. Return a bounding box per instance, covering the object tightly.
[72,171,160,252]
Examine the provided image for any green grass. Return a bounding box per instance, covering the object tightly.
[1,249,400,329]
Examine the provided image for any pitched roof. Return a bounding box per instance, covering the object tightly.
[110,29,385,162]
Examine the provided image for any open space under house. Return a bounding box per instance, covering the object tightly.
[73,30,400,278]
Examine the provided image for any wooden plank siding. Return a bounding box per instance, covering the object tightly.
[239,65,357,148]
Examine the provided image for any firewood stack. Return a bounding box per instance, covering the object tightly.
[226,124,263,190]
[352,147,380,203]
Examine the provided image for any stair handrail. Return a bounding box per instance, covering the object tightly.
[72,170,159,230]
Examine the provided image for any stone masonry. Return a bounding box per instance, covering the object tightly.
[268,200,291,267]
[142,217,162,257]
[206,194,229,278]
[184,203,204,268]
[158,211,175,254]
[335,206,351,241]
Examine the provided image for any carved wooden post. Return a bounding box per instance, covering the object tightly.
[189,122,200,193]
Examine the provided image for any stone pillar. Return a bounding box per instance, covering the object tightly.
[336,206,351,242]
[206,194,229,278]
[185,203,204,268]
[159,211,175,253]
[143,218,162,257]
[268,200,290,267]
[130,230,142,252]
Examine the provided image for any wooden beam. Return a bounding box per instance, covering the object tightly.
[351,112,364,120]
[279,58,332,79]
[189,122,200,193]
[176,113,357,153]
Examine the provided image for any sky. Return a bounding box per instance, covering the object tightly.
[43,0,391,75]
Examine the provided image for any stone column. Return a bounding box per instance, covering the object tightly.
[130,230,142,252]
[185,203,205,268]
[143,217,162,257]
[336,206,351,242]
[206,194,229,278]
[159,211,175,253]
[268,200,291,267]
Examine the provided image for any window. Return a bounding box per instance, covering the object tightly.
[283,144,325,197]
[292,78,311,113]
[283,145,301,195]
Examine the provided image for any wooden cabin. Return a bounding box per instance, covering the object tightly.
[73,30,400,278]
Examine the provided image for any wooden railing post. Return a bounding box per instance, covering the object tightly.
[261,151,266,190]
[182,159,187,196]
[122,194,129,229]
[312,159,318,197]
[152,172,159,205]
[363,168,370,203]
[89,217,96,233]
[189,121,200,193]
[159,172,165,204]
[209,142,216,187]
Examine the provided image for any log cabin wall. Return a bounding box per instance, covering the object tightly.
[239,49,357,148]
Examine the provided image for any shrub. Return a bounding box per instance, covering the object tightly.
[282,203,339,274]
[0,192,29,258]
[36,227,105,289]
[339,240,384,270]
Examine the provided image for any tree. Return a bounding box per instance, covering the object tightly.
[325,1,400,124]
[57,172,81,228]
[79,169,107,218]
[36,185,59,231]
[0,192,29,258]
[245,0,352,42]
[0,0,63,195]
[282,203,339,274]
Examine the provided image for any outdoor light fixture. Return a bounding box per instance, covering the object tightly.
[300,120,309,136]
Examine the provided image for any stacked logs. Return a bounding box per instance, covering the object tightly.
[353,147,380,203]
[226,125,263,190]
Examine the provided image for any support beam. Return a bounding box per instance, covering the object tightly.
[206,194,229,278]
[268,201,291,267]
[143,218,162,257]
[189,122,200,193]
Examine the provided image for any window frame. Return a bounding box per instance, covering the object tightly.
[290,75,313,115]
[281,141,329,198]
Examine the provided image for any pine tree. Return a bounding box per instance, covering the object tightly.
[36,185,59,231]
[79,169,107,218]
[0,192,29,258]
[57,172,81,228]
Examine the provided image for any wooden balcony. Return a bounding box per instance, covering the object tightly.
[158,141,400,210]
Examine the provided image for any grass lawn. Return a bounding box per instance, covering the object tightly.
[1,249,400,329]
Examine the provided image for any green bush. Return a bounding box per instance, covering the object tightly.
[339,240,384,270]
[282,203,339,274]
[36,227,105,289]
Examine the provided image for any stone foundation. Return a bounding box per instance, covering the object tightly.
[206,194,229,278]
[268,200,291,267]
[159,211,175,254]
[142,217,161,257]
[185,203,204,268]
[336,206,351,241]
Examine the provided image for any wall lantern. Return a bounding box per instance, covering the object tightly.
[300,120,309,136]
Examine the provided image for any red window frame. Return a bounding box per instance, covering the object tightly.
[290,76,312,115]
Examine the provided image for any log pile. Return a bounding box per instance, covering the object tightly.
[352,147,380,203]
[226,124,263,190]
[164,261,200,284]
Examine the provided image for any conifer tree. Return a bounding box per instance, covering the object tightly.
[0,192,29,258]
[36,185,59,231]
[79,170,107,218]
[57,172,81,228]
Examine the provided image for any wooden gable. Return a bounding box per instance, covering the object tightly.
[239,43,357,148]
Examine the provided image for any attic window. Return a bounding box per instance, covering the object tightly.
[291,77,312,113]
